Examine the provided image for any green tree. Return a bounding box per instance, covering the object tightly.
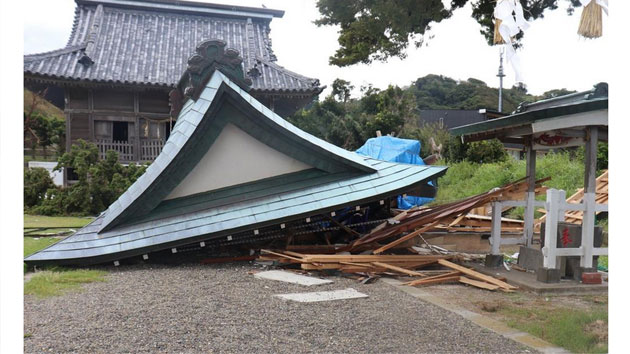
[31,140,149,215]
[465,139,508,163]
[331,78,354,102]
[315,0,582,67]
[24,168,55,208]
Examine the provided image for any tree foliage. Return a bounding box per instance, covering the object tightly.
[410,75,534,112]
[316,0,583,66]
[289,74,566,165]
[27,140,148,216]
[24,89,65,157]
[24,168,55,208]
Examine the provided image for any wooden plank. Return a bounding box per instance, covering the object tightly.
[373,220,443,254]
[406,275,461,286]
[448,214,466,227]
[281,250,308,258]
[300,261,434,271]
[458,276,500,291]
[299,254,449,263]
[260,249,306,262]
[368,207,416,235]
[404,271,461,286]
[437,259,517,290]
[371,262,428,277]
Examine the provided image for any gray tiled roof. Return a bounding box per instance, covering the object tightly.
[24,0,321,94]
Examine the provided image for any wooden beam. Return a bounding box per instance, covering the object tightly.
[371,262,428,277]
[404,271,461,286]
[458,276,500,291]
[437,259,517,290]
[373,220,442,254]
[259,249,305,262]
[406,275,461,286]
[299,254,449,263]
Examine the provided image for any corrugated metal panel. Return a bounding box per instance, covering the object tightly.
[24,2,320,93]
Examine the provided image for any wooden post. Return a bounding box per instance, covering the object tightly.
[88,90,94,141]
[581,126,598,268]
[133,92,141,162]
[524,138,536,247]
[490,201,502,255]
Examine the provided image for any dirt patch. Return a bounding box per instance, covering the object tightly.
[585,319,608,342]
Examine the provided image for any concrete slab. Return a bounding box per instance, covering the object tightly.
[254,270,333,286]
[274,288,368,303]
[468,262,608,295]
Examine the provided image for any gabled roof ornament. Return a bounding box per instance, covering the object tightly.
[78,52,94,66]
[170,40,251,117]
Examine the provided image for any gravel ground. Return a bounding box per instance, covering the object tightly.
[24,263,534,353]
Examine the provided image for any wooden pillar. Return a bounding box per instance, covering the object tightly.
[523,137,536,247]
[88,90,94,141]
[63,90,71,187]
[580,126,598,268]
[133,92,141,162]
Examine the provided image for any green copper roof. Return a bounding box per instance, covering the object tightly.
[25,70,447,266]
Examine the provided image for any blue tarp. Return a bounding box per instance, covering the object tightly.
[356,136,434,209]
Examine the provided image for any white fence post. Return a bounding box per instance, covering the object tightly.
[542,189,561,269]
[490,201,502,255]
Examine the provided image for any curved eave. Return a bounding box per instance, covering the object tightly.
[24,72,323,97]
[24,162,447,266]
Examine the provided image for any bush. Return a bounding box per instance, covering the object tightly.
[465,139,508,163]
[24,168,55,208]
[435,150,586,216]
[27,140,148,216]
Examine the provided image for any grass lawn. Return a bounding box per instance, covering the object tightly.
[499,298,608,353]
[24,237,61,257]
[25,269,108,298]
[24,214,93,229]
[24,214,107,297]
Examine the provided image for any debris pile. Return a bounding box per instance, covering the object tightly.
[247,178,555,292]
[258,250,517,292]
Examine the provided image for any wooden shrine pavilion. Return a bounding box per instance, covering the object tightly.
[451,83,608,282]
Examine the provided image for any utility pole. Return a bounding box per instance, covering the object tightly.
[497,47,506,113]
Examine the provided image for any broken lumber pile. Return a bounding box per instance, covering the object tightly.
[250,178,549,293]
[348,177,549,253]
[258,250,517,292]
[535,169,607,231]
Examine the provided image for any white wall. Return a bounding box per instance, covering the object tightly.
[166,123,312,200]
[27,161,64,186]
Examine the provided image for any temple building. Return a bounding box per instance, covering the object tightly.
[24,0,323,176]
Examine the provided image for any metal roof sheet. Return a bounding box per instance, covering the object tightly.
[24,70,447,266]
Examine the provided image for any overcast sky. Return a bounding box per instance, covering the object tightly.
[24,0,610,99]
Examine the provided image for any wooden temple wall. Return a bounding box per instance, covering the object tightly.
[65,88,172,163]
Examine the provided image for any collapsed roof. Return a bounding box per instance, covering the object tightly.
[25,40,447,266]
